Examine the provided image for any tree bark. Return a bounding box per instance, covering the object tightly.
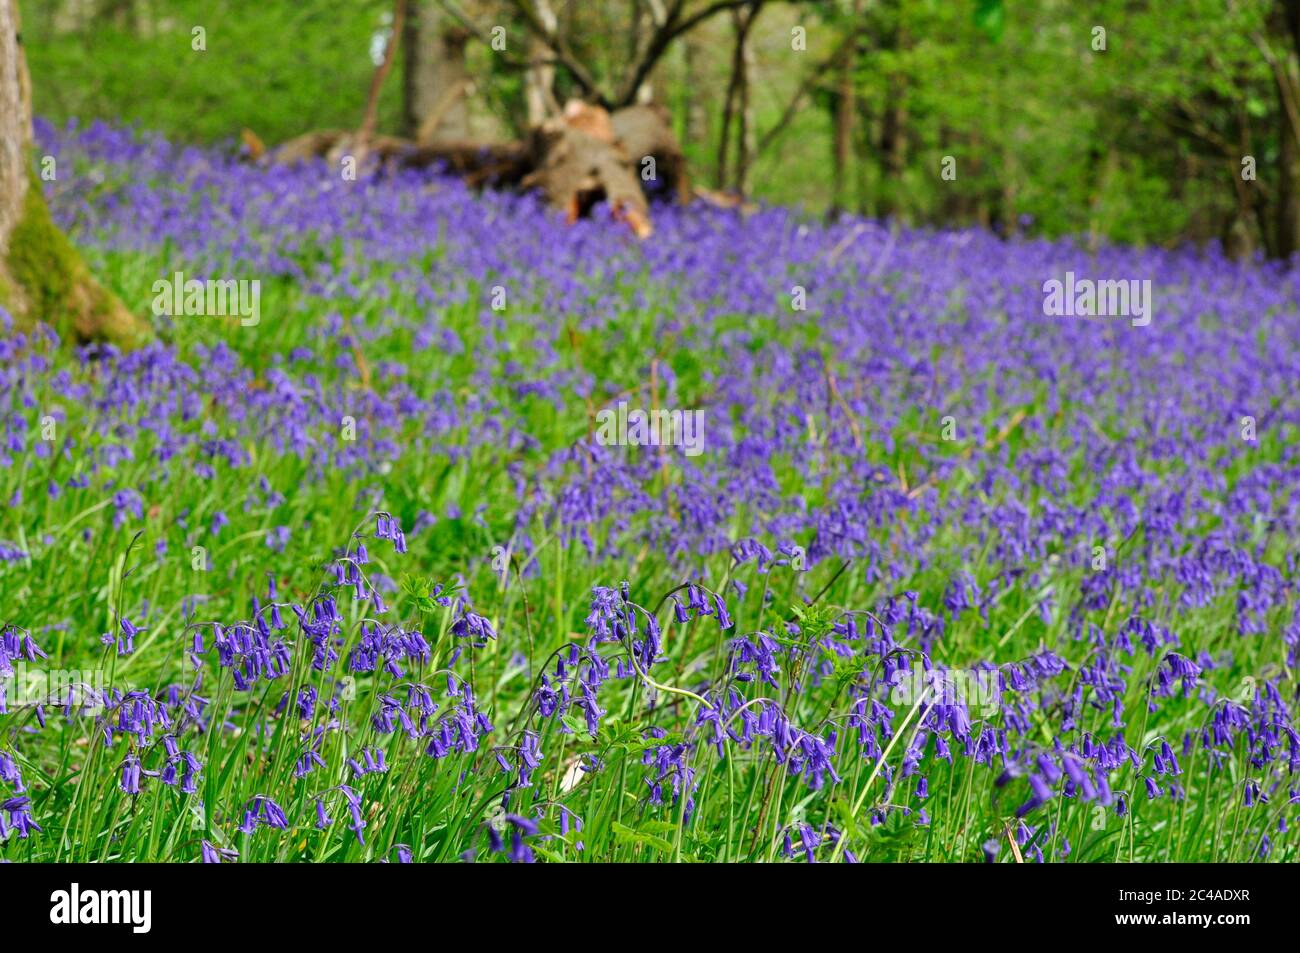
[521,103,653,238]
[402,0,471,143]
[682,28,710,149]
[523,0,559,125]
[830,5,859,218]
[716,4,758,191]
[612,102,691,203]
[733,5,758,194]
[1279,120,1300,258]
[876,72,907,218]
[0,0,147,346]
[1268,0,1300,257]
[0,0,26,252]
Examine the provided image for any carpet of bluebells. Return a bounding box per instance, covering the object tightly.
[2,118,1300,863]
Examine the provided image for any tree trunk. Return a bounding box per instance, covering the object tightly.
[682,29,710,150]
[0,0,146,346]
[402,0,471,144]
[716,4,757,192]
[830,4,860,218]
[1265,0,1300,257]
[629,0,656,105]
[733,6,758,194]
[877,72,907,219]
[1279,122,1300,258]
[523,0,559,124]
[0,0,25,251]
[855,97,872,215]
[715,37,738,187]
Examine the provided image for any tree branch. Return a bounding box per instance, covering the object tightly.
[614,0,768,108]
[434,0,562,75]
[507,0,610,105]
[756,19,869,159]
[358,0,409,142]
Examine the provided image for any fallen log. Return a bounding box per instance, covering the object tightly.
[398,139,533,188]
[610,103,691,205]
[246,100,689,238]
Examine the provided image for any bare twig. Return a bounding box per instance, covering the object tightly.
[616,0,768,107]
[755,21,871,158]
[358,0,409,144]
[415,78,475,145]
[825,365,864,450]
[507,0,608,104]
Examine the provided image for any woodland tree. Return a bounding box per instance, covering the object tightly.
[0,0,147,345]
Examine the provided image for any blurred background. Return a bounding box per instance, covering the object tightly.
[22,0,1300,258]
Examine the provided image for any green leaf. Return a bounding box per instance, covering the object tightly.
[974,0,1005,41]
[610,821,675,854]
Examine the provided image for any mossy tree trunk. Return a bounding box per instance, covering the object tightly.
[0,0,148,347]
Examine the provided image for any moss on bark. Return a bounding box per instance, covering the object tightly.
[1,173,149,348]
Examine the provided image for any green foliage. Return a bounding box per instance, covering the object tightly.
[972,0,1004,42]
[24,0,402,147]
[22,0,1291,250]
